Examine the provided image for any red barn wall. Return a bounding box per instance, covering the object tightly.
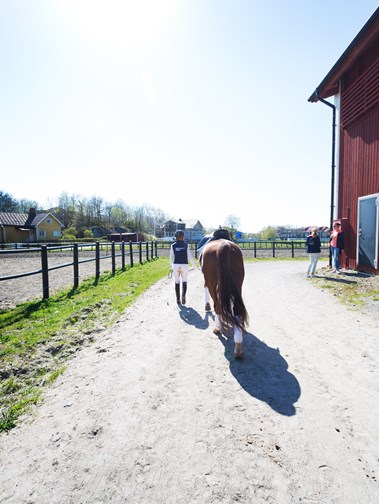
[338,105,379,270]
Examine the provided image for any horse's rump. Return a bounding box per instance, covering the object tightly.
[202,239,248,331]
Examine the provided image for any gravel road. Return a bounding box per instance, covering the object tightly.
[0,261,378,503]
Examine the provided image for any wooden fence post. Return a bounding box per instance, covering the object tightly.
[121,241,125,270]
[73,243,79,288]
[154,240,157,258]
[41,245,49,299]
[128,241,133,267]
[273,241,276,258]
[95,242,100,280]
[111,241,116,275]
[139,241,142,264]
[292,241,295,258]
[254,241,257,258]
[146,241,149,261]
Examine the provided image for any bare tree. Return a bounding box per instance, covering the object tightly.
[259,225,278,240]
[89,196,104,226]
[17,198,41,213]
[224,214,240,230]
[143,205,168,235]
[57,192,78,227]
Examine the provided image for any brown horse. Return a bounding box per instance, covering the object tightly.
[201,239,249,359]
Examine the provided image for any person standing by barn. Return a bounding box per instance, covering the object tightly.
[170,230,196,305]
[329,222,344,273]
[306,227,322,277]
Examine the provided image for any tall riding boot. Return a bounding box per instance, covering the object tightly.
[182,282,187,305]
[175,283,181,304]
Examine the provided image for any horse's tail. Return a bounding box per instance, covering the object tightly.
[218,244,249,331]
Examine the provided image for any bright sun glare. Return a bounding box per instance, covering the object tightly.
[59,0,176,51]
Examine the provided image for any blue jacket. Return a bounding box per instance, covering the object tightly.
[306,235,321,253]
[170,241,189,264]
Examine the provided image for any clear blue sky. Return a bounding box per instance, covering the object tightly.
[1,1,378,232]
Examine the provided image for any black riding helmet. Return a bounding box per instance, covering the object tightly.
[175,230,185,239]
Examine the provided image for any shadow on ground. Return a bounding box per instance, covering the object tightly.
[218,331,301,417]
[177,306,301,416]
[314,274,358,285]
[178,305,214,330]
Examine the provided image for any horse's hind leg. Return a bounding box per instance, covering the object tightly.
[204,286,211,311]
[233,316,244,359]
[213,313,222,335]
[204,286,222,333]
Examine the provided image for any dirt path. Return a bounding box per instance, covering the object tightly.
[0,262,378,503]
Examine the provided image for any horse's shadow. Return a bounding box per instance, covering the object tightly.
[178,305,214,330]
[218,330,301,416]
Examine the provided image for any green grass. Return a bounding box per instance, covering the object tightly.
[311,268,379,309]
[0,257,170,432]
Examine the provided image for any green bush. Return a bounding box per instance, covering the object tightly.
[83,229,94,239]
[62,226,77,239]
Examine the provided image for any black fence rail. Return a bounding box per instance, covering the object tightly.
[0,239,326,308]
[0,241,158,302]
[155,240,329,259]
[235,240,329,258]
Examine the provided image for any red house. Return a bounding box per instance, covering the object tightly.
[309,7,379,274]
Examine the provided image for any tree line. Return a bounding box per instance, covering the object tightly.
[0,190,169,239]
[0,190,302,240]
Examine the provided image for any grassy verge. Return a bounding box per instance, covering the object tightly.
[0,257,170,432]
[309,265,379,309]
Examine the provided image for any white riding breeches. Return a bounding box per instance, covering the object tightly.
[173,264,188,283]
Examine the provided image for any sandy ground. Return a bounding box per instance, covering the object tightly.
[0,261,378,504]
[0,252,120,309]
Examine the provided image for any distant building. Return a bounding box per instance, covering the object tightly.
[91,226,130,239]
[303,226,329,240]
[277,226,329,240]
[0,208,63,243]
[91,226,113,239]
[162,219,205,241]
[110,232,144,242]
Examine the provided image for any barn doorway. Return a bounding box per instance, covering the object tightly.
[357,193,379,269]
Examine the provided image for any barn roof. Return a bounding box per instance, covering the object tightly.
[308,7,379,102]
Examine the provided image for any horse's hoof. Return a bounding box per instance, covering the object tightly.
[234,344,244,359]
[205,303,211,311]
[213,328,222,335]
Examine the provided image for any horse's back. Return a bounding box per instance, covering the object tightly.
[202,239,244,282]
[202,238,241,257]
